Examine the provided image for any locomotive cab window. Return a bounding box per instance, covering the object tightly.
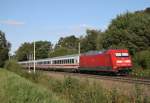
[115,53,121,57]
[122,53,128,57]
[115,53,129,57]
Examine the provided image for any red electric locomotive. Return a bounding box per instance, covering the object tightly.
[79,49,132,74]
[19,49,132,74]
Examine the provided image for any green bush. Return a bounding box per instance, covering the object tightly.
[133,50,150,70]
[4,60,23,75]
[4,60,48,83]
[132,68,150,78]
[132,50,150,77]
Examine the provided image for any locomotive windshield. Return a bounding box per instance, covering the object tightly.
[115,53,129,57]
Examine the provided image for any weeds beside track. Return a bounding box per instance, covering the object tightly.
[42,70,150,86]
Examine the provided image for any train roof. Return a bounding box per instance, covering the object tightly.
[19,54,80,63]
[18,49,129,63]
[45,54,79,60]
[81,50,106,55]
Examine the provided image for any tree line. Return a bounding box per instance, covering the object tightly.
[0,31,10,67]
[0,7,150,70]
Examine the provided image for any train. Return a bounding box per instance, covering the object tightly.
[19,49,132,75]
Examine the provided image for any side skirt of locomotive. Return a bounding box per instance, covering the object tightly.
[78,66,115,75]
[78,67,131,75]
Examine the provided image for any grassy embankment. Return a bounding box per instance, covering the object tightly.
[0,68,65,103]
[2,60,150,103]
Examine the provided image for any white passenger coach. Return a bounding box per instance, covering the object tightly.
[18,54,80,69]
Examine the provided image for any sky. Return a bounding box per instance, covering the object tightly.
[0,0,150,54]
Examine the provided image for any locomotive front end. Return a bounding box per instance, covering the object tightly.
[109,49,132,74]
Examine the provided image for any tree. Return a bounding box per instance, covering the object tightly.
[34,41,53,59]
[55,35,79,50]
[49,35,79,57]
[16,41,53,61]
[49,47,77,57]
[16,42,32,61]
[80,29,102,53]
[0,30,10,67]
[102,8,150,55]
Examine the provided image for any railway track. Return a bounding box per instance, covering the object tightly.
[43,71,150,86]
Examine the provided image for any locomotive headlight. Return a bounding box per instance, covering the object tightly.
[124,60,131,63]
[116,60,123,63]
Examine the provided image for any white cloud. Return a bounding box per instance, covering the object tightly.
[78,24,97,29]
[65,24,100,32]
[74,24,100,32]
[78,23,109,31]
[0,20,25,26]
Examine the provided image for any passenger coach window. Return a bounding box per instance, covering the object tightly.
[69,59,71,64]
[48,61,50,64]
[72,59,74,64]
[67,59,70,64]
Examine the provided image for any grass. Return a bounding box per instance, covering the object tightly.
[46,76,150,103]
[131,68,150,78]
[0,69,65,103]
[3,60,150,103]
